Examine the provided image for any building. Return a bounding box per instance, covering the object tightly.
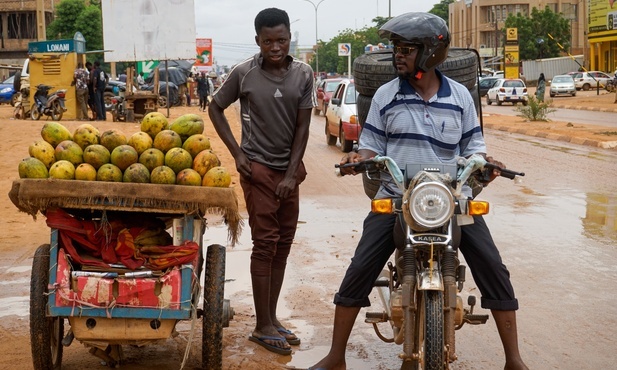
[448,0,588,70]
[587,0,617,73]
[0,0,54,75]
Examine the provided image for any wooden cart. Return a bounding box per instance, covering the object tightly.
[9,179,242,369]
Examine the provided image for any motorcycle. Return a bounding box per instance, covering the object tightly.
[30,84,67,121]
[336,155,524,370]
[110,85,127,122]
[606,76,617,93]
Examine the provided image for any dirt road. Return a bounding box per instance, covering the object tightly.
[0,92,615,370]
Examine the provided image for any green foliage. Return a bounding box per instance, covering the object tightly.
[47,0,103,52]
[429,0,455,26]
[515,95,556,121]
[504,7,571,60]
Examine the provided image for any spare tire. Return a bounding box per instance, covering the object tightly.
[354,48,477,96]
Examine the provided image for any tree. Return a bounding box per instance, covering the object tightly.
[47,0,103,52]
[504,7,571,60]
[429,0,454,26]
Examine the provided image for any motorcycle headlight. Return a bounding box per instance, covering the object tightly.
[406,182,454,229]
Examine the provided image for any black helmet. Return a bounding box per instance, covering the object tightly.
[379,12,450,75]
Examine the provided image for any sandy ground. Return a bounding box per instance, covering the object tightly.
[0,89,616,370]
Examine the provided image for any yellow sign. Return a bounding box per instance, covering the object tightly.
[505,45,519,52]
[506,28,518,42]
[505,51,519,64]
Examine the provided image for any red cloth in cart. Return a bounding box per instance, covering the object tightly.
[46,208,199,270]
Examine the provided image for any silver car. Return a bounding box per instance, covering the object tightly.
[549,75,576,97]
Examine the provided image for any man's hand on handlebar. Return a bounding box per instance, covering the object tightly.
[338,149,377,176]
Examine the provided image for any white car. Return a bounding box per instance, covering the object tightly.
[324,79,359,153]
[486,78,528,106]
[550,75,576,97]
[570,71,612,91]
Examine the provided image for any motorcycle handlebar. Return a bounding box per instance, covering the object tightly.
[335,159,525,181]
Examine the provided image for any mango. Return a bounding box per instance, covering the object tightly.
[182,134,211,158]
[153,130,182,153]
[18,157,49,179]
[54,140,83,166]
[49,160,75,180]
[176,168,202,186]
[73,123,100,149]
[97,163,123,182]
[202,166,231,187]
[141,112,168,139]
[100,129,128,152]
[128,131,153,155]
[75,163,97,181]
[41,122,72,147]
[28,140,56,168]
[169,114,204,141]
[165,147,193,174]
[192,149,220,177]
[139,148,165,172]
[83,144,111,169]
[150,165,176,184]
[110,145,138,171]
[123,163,151,183]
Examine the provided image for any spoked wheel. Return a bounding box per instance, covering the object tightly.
[51,101,63,121]
[31,104,41,120]
[413,290,445,370]
[158,95,168,108]
[30,244,64,370]
[202,244,226,370]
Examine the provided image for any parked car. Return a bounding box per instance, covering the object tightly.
[486,78,528,106]
[0,75,18,106]
[479,77,500,97]
[324,79,359,152]
[549,75,576,97]
[570,71,612,91]
[314,78,343,116]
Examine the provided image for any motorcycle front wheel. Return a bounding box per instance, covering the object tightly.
[30,104,41,120]
[51,101,63,121]
[412,290,445,370]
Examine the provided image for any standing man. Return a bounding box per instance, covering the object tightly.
[310,12,528,370]
[73,62,89,121]
[86,62,96,120]
[208,7,315,356]
[92,61,106,121]
[196,72,209,111]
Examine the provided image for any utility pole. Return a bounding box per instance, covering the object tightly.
[36,0,46,41]
[303,0,326,76]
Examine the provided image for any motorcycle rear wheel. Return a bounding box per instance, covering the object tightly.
[30,104,41,120]
[413,290,445,370]
[51,101,63,121]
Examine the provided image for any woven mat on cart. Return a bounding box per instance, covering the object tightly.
[9,179,242,244]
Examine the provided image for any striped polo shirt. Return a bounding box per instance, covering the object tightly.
[213,53,316,170]
[360,70,486,198]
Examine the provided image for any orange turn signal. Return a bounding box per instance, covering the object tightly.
[468,200,490,216]
[371,199,394,214]
[350,115,357,125]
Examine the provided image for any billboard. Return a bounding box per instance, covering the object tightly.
[588,0,617,33]
[194,38,213,72]
[102,0,196,62]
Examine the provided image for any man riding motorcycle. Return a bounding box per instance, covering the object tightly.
[310,12,529,370]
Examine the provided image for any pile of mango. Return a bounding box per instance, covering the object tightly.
[18,112,231,187]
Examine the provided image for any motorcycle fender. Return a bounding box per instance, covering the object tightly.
[418,268,443,291]
[457,214,474,226]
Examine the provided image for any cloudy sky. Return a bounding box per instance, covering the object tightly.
[194,0,441,67]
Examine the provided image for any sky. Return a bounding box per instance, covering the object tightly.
[194,0,441,67]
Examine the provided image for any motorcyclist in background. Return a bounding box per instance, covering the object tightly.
[309,12,528,370]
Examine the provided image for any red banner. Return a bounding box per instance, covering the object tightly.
[195,38,213,71]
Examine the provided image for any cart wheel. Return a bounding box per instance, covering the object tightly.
[30,244,64,370]
[202,244,225,370]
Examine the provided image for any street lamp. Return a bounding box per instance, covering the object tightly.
[302,0,326,75]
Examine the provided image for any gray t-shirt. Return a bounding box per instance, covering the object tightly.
[213,53,315,170]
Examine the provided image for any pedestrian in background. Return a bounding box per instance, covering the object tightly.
[536,73,546,102]
[86,62,96,121]
[73,62,89,121]
[196,72,209,111]
[93,61,107,121]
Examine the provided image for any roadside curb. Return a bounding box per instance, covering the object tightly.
[551,104,617,113]
[483,123,617,150]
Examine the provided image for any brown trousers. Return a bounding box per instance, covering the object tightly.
[240,161,306,276]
